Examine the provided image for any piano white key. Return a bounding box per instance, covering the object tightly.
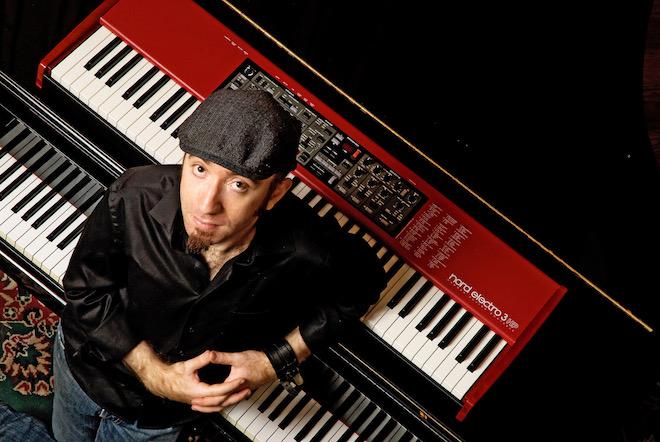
[0,176,42,239]
[382,255,398,273]
[52,26,112,82]
[393,288,440,353]
[225,384,270,421]
[362,264,411,326]
[270,398,318,441]
[297,184,312,200]
[162,147,184,165]
[75,42,132,103]
[52,236,80,284]
[441,325,495,392]
[117,78,177,135]
[134,90,191,147]
[322,419,349,442]
[317,203,333,218]
[432,317,481,386]
[245,387,288,438]
[420,312,475,377]
[87,54,147,113]
[150,101,200,161]
[107,69,164,126]
[31,204,79,269]
[291,181,308,197]
[452,338,507,399]
[369,267,416,334]
[235,382,279,430]
[254,392,304,441]
[65,34,120,97]
[388,287,439,352]
[410,299,458,367]
[124,82,182,142]
[97,61,152,119]
[307,194,323,209]
[379,276,430,341]
[300,410,334,442]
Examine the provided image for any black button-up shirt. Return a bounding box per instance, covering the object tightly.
[60,165,385,428]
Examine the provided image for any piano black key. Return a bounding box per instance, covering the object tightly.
[294,405,327,441]
[385,257,405,279]
[257,384,284,413]
[300,187,317,205]
[427,303,461,340]
[57,222,85,250]
[309,390,361,442]
[1,116,17,131]
[161,96,197,130]
[47,188,101,243]
[456,324,490,363]
[0,146,53,200]
[12,160,70,213]
[467,334,503,372]
[438,311,472,349]
[150,88,186,121]
[337,402,377,442]
[416,294,449,331]
[358,409,388,442]
[399,280,434,318]
[84,36,122,71]
[106,53,143,87]
[133,74,170,109]
[94,45,132,79]
[0,140,44,185]
[387,273,422,309]
[267,391,295,421]
[370,417,398,442]
[340,220,354,233]
[0,127,30,156]
[379,248,394,263]
[32,174,90,228]
[278,393,311,429]
[398,430,416,442]
[122,66,159,100]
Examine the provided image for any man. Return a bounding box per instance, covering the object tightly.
[52,89,386,441]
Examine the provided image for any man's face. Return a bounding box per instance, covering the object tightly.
[180,154,291,249]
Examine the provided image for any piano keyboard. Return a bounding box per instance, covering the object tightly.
[51,25,200,165]
[222,358,418,442]
[287,176,507,401]
[0,110,104,286]
[48,22,507,402]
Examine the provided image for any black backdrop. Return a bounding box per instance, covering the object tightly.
[1,0,659,440]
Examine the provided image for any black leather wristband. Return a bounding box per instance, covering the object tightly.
[264,340,303,394]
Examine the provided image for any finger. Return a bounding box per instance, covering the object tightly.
[191,387,251,408]
[184,350,213,372]
[196,377,247,397]
[191,404,224,413]
[209,351,237,365]
[219,387,252,407]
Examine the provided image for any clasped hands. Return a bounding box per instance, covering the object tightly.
[132,346,277,413]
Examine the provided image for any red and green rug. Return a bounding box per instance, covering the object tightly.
[0,271,58,426]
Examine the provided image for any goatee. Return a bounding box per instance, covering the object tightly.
[186,230,213,254]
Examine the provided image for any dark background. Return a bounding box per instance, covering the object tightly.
[2,0,659,440]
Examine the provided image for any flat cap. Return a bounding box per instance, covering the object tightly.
[178,89,301,180]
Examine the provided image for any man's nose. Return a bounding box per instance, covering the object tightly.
[199,184,224,213]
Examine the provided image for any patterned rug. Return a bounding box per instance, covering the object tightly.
[0,271,58,426]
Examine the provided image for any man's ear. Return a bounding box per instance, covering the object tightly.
[265,177,293,211]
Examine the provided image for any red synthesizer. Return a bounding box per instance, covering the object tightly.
[36,0,566,424]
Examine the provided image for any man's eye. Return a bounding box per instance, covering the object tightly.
[231,181,248,191]
[194,165,205,174]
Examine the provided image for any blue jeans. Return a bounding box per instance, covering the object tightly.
[0,403,55,441]
[51,324,182,441]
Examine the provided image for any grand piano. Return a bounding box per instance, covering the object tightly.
[1,0,658,440]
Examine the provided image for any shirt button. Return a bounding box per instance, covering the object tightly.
[188,326,195,334]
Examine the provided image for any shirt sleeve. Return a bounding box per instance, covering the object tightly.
[61,186,141,363]
[298,219,387,352]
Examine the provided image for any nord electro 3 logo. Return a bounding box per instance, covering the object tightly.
[448,273,519,330]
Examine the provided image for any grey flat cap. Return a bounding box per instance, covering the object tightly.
[178,89,301,180]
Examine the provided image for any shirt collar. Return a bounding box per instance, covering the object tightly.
[148,172,295,259]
